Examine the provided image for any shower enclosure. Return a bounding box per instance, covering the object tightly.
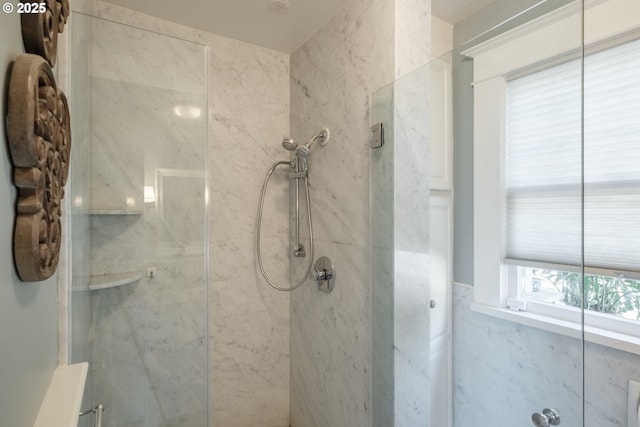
[67,13,208,426]
[61,0,640,426]
[445,0,640,426]
[369,0,640,426]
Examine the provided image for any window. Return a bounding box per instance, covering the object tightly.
[464,0,640,353]
[518,267,640,321]
[506,38,640,319]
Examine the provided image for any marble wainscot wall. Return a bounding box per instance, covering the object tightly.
[70,1,291,425]
[453,283,640,427]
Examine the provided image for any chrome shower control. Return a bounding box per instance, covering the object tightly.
[313,269,333,281]
[531,408,560,427]
[312,256,335,293]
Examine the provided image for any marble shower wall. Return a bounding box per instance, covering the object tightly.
[290,0,395,424]
[290,0,432,425]
[453,283,640,427]
[70,1,292,425]
[207,28,291,427]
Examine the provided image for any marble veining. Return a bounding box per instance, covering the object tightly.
[454,283,640,427]
[208,21,291,427]
[453,284,583,427]
[395,0,432,79]
[291,239,371,427]
[91,17,205,94]
[291,0,395,249]
[290,0,396,425]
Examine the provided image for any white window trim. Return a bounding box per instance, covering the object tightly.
[463,0,640,355]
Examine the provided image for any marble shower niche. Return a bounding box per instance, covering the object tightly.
[86,16,208,284]
[69,13,209,427]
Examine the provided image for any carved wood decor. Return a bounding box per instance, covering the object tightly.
[6,0,71,281]
[21,0,70,66]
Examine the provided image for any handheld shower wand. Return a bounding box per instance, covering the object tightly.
[257,127,331,291]
[282,137,297,152]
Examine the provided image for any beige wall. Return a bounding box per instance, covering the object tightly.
[0,11,59,427]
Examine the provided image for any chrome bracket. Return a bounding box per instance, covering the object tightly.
[371,122,384,149]
[80,403,105,427]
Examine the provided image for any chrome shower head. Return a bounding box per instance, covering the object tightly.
[282,138,298,152]
[295,128,331,158]
[312,127,330,146]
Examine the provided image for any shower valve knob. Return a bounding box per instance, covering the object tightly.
[312,256,336,293]
[314,269,334,281]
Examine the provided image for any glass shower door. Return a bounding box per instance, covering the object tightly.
[371,61,433,426]
[456,2,585,425]
[373,1,589,426]
[583,1,640,426]
[68,13,208,427]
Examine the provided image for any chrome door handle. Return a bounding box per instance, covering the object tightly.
[531,408,560,427]
[80,403,104,427]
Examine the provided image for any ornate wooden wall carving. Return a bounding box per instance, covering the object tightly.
[21,0,69,66]
[6,0,71,281]
[8,54,71,281]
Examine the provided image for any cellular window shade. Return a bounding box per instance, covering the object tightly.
[505,38,640,272]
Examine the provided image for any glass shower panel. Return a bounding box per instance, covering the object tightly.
[452,1,584,426]
[68,12,94,424]
[371,80,394,427]
[583,1,640,426]
[371,61,432,426]
[69,13,208,427]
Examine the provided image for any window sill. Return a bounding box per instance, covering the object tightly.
[470,302,640,356]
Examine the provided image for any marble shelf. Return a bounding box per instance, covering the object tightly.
[87,271,144,291]
[88,209,143,215]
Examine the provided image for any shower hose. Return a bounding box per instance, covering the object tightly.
[256,160,314,291]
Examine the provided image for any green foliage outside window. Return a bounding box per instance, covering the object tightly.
[535,270,640,320]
